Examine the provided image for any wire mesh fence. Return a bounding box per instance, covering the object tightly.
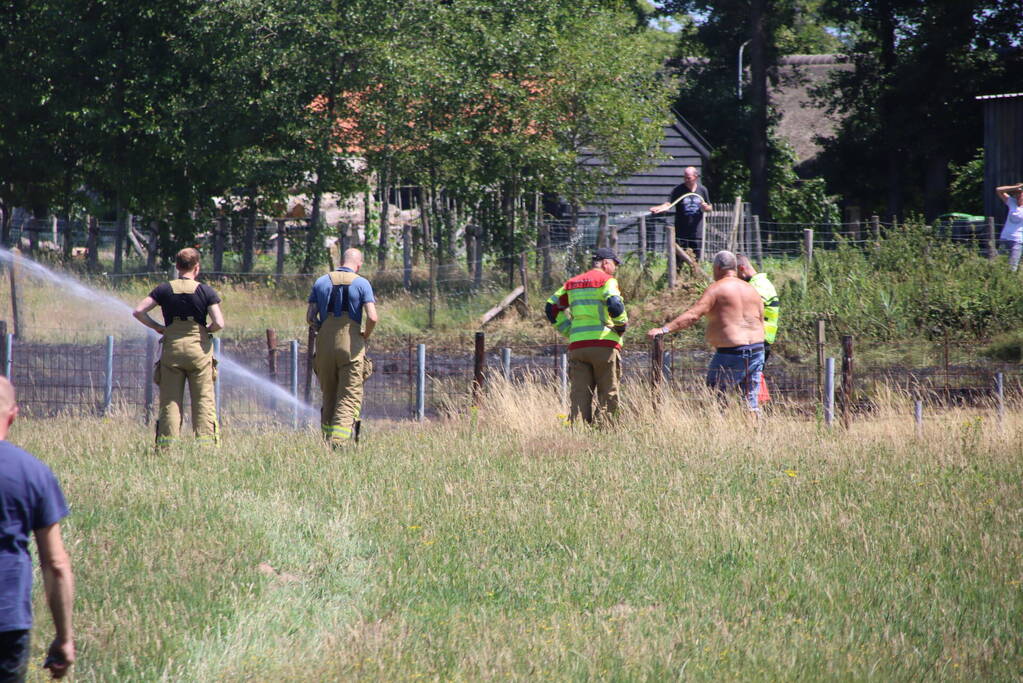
[2,325,1019,430]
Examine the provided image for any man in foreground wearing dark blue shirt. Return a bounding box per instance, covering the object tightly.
[0,377,75,681]
[307,248,378,446]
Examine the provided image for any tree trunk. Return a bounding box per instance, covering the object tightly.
[242,195,257,272]
[213,216,226,273]
[402,223,412,291]
[86,216,99,270]
[923,155,949,223]
[113,203,125,274]
[146,220,159,271]
[878,0,902,221]
[502,182,516,289]
[303,185,323,273]
[62,213,73,261]
[748,0,770,221]
[377,165,390,271]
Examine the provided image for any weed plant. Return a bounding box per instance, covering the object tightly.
[11,380,1023,680]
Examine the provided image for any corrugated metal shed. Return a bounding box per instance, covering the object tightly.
[978,93,1023,220]
[584,108,711,216]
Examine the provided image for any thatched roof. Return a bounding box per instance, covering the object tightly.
[772,55,851,169]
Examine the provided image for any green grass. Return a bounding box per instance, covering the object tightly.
[14,384,1023,680]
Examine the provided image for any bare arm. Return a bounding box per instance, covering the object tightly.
[647,286,716,338]
[362,302,378,340]
[132,296,165,335]
[306,303,320,327]
[35,523,74,678]
[996,183,1023,201]
[206,303,224,333]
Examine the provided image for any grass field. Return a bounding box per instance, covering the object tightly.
[13,382,1023,680]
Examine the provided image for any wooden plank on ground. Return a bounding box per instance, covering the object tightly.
[480,285,525,327]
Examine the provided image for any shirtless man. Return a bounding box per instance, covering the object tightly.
[646,250,765,410]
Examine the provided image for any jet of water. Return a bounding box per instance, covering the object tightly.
[0,248,317,417]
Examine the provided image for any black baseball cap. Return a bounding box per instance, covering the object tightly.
[593,248,621,264]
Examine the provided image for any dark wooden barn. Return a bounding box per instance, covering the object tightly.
[582,108,711,216]
[978,92,1023,221]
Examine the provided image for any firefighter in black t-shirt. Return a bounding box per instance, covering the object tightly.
[133,248,225,447]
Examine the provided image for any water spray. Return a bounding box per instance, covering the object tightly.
[0,248,317,418]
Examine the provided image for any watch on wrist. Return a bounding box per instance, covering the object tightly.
[661,326,670,335]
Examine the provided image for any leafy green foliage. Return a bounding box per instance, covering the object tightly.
[813,0,1022,220]
[784,222,1023,344]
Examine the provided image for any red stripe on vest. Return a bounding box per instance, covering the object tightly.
[564,269,611,290]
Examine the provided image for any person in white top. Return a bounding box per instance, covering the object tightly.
[996,182,1023,272]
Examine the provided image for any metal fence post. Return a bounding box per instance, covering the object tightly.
[987,217,996,260]
[213,337,222,423]
[290,340,299,429]
[824,357,835,426]
[996,372,1004,425]
[914,400,923,436]
[416,343,426,421]
[501,347,511,381]
[103,335,114,415]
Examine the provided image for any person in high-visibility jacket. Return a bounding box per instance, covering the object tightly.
[133,248,225,447]
[737,254,779,365]
[307,248,378,446]
[545,248,628,425]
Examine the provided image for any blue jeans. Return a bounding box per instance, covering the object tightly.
[999,239,1021,272]
[706,343,765,411]
[0,630,30,683]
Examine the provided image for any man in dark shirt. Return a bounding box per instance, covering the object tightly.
[0,377,75,681]
[133,248,225,447]
[650,166,712,262]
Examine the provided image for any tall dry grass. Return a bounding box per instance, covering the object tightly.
[11,377,1023,680]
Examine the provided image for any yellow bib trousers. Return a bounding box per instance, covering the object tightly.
[314,314,365,444]
[156,318,218,446]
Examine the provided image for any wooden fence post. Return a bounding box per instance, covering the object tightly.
[0,321,7,377]
[266,328,278,412]
[275,219,286,284]
[472,332,485,405]
[816,319,826,403]
[651,333,664,400]
[754,215,763,268]
[988,217,997,260]
[638,215,647,267]
[8,255,21,339]
[841,334,853,428]
[665,222,676,289]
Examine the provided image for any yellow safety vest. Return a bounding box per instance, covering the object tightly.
[749,272,779,344]
[546,269,628,350]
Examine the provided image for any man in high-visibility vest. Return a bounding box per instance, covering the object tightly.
[133,248,225,447]
[307,248,378,446]
[736,254,779,366]
[545,248,628,425]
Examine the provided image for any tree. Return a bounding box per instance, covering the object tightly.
[814,0,1023,221]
